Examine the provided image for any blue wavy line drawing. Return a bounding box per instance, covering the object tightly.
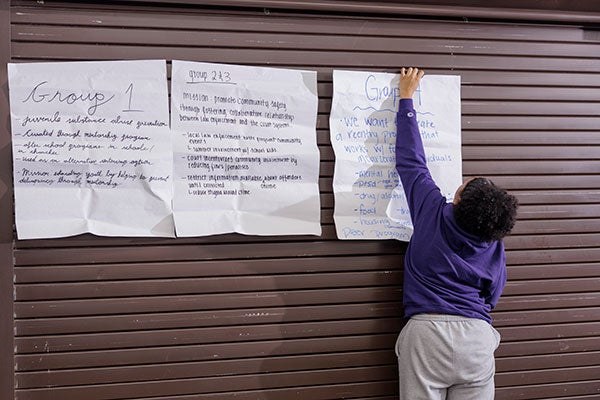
[353,106,395,113]
[352,106,436,117]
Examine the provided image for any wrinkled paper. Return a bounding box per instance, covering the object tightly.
[8,60,174,239]
[330,70,462,241]
[171,61,321,236]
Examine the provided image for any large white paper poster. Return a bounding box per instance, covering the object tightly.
[8,60,174,239]
[171,61,321,236]
[330,70,462,241]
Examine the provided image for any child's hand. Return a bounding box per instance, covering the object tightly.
[400,67,425,99]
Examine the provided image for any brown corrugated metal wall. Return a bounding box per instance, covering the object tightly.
[2,0,600,399]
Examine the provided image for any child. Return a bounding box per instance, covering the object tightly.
[395,67,519,400]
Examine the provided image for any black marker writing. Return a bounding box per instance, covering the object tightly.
[22,81,115,116]
[122,83,143,112]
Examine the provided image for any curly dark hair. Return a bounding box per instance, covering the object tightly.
[453,178,519,242]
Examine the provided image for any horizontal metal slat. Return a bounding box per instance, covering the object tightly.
[12,25,600,59]
[516,205,600,220]
[507,263,600,280]
[14,240,404,266]
[15,271,402,300]
[10,42,600,72]
[503,277,600,295]
[15,350,395,389]
[15,302,402,335]
[76,380,396,400]
[513,190,600,205]
[475,175,600,191]
[497,322,600,342]
[10,6,592,42]
[496,351,600,373]
[496,365,600,387]
[512,214,600,233]
[462,86,600,102]
[505,233,600,249]
[15,332,399,369]
[465,145,599,160]
[463,115,600,130]
[14,254,402,282]
[497,292,600,311]
[507,248,600,265]
[464,101,600,116]
[20,321,394,355]
[497,337,600,357]
[13,0,600,23]
[15,287,402,318]
[463,131,600,146]
[464,160,600,175]
[493,307,600,327]
[495,380,600,400]
[14,365,397,400]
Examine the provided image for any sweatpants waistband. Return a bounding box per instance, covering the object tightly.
[410,313,486,323]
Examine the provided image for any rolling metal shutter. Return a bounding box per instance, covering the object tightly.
[2,1,600,399]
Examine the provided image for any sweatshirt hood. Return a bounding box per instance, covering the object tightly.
[442,204,492,257]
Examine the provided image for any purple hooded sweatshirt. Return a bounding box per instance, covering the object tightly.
[395,98,506,324]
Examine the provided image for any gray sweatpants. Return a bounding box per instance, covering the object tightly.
[395,314,501,400]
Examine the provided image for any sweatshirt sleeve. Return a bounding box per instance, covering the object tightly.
[395,98,445,224]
